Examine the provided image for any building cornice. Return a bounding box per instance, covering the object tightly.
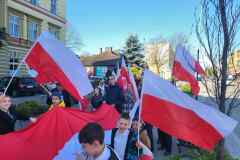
[11,0,66,24]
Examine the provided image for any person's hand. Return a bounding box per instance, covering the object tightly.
[111,104,116,107]
[102,101,106,104]
[136,141,143,148]
[29,117,37,123]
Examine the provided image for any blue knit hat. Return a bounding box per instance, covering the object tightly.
[51,92,62,100]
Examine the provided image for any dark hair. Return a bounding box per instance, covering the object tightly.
[79,123,104,145]
[120,112,130,120]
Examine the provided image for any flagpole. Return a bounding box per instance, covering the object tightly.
[195,49,200,100]
[137,68,145,157]
[3,38,38,95]
[4,59,25,95]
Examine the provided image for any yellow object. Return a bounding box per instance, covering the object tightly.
[131,66,141,78]
[49,101,65,110]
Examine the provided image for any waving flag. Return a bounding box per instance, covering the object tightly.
[25,31,93,101]
[0,104,119,160]
[117,57,139,101]
[141,70,237,151]
[172,45,205,95]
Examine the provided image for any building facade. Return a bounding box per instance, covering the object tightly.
[228,50,240,76]
[0,0,66,77]
[81,47,120,78]
[144,42,174,80]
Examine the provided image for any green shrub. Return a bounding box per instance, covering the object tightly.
[16,101,48,118]
[166,148,237,160]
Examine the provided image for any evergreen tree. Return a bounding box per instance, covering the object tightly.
[124,34,145,67]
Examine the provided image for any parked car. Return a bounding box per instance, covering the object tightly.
[0,77,43,97]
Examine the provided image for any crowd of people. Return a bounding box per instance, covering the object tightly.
[0,63,174,159]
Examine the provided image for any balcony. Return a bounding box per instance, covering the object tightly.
[0,31,33,48]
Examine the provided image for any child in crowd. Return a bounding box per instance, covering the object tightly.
[49,92,65,110]
[0,95,36,135]
[77,123,120,160]
[131,118,151,150]
[110,113,138,160]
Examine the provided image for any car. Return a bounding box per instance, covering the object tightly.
[0,77,43,97]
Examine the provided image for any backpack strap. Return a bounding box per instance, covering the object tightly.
[110,128,118,149]
[107,145,120,160]
[124,129,134,160]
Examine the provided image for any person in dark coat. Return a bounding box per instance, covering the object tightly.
[104,76,124,113]
[0,95,36,135]
[91,87,104,109]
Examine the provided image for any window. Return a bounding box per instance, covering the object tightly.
[9,15,21,38]
[30,0,38,5]
[28,21,38,41]
[49,24,60,39]
[9,51,19,71]
[51,0,57,15]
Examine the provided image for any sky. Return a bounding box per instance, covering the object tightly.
[66,0,200,55]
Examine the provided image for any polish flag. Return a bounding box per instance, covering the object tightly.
[172,45,205,95]
[117,57,130,91]
[117,57,140,100]
[25,31,93,101]
[141,70,237,151]
[0,104,119,160]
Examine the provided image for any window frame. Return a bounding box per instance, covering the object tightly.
[27,20,39,42]
[9,14,21,38]
[9,51,19,71]
[51,0,57,15]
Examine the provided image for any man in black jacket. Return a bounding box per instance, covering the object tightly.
[104,76,124,113]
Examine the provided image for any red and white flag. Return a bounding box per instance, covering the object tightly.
[141,70,237,151]
[172,45,205,95]
[25,31,93,101]
[117,57,139,100]
[0,104,119,160]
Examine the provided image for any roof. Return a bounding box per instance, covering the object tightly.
[80,50,120,66]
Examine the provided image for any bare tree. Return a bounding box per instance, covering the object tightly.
[169,33,189,51]
[195,0,240,159]
[65,24,84,54]
[145,34,189,76]
[145,38,171,74]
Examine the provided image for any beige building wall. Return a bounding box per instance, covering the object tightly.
[0,0,66,77]
[228,50,240,75]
